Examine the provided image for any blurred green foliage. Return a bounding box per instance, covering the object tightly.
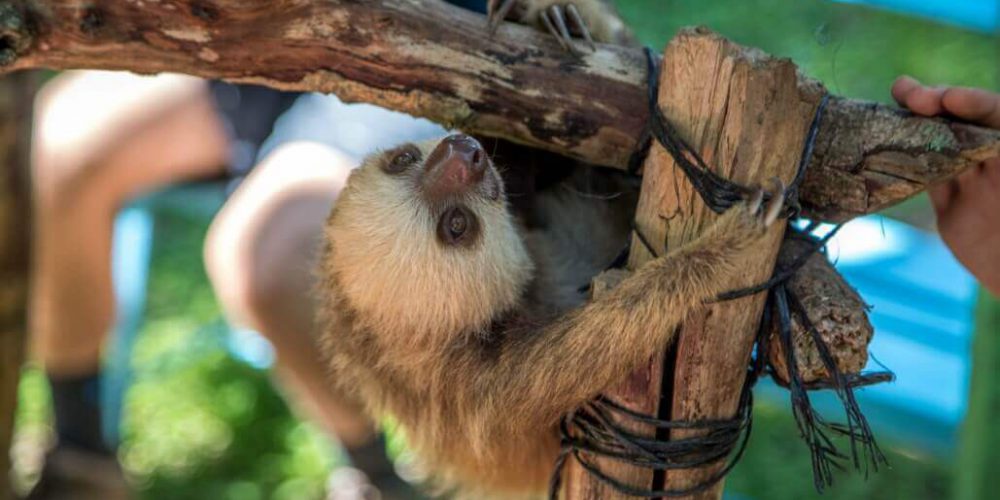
[16,210,337,500]
[954,292,1000,500]
[13,1,997,499]
[119,211,337,500]
[728,403,952,499]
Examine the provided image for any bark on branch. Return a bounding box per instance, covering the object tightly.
[3,0,998,222]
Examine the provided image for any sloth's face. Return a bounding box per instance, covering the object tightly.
[373,134,507,249]
[324,134,532,337]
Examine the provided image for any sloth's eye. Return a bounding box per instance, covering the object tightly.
[384,145,421,174]
[437,206,478,246]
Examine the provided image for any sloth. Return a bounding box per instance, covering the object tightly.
[316,133,785,496]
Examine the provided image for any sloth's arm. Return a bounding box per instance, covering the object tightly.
[463,196,781,432]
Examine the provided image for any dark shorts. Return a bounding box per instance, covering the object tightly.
[206,0,485,188]
[208,81,301,183]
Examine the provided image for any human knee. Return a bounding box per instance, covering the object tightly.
[205,197,322,334]
[205,141,354,330]
[32,71,212,210]
[203,203,258,329]
[32,83,109,214]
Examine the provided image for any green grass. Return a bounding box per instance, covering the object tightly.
[14,1,996,498]
[727,403,952,499]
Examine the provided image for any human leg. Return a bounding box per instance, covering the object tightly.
[27,71,230,499]
[203,141,373,445]
[32,71,230,378]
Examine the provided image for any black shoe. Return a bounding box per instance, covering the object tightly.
[337,436,425,500]
[22,446,130,500]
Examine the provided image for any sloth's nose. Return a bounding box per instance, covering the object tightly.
[423,134,487,197]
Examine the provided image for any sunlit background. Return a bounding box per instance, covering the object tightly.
[12,0,999,499]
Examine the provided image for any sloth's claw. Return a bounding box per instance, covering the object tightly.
[565,4,596,51]
[762,177,786,227]
[745,177,785,228]
[747,189,764,217]
[487,0,518,33]
[547,5,586,56]
[488,0,600,55]
[540,9,571,51]
[548,5,571,43]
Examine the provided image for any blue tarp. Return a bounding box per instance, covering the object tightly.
[836,0,998,32]
[757,217,977,457]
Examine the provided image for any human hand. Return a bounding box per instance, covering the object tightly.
[891,76,1000,296]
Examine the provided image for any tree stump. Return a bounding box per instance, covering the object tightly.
[0,71,35,500]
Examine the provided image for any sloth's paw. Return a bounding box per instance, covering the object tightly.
[711,177,786,248]
[487,0,637,54]
[743,177,787,231]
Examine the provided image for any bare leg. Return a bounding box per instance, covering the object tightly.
[27,71,230,499]
[203,141,375,446]
[32,71,230,376]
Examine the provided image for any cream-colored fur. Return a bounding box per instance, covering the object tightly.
[325,138,533,357]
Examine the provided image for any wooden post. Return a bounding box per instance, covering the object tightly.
[561,267,665,498]
[0,71,35,500]
[562,27,826,499]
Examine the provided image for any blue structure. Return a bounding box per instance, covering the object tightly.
[763,217,979,457]
[836,0,998,33]
[834,217,976,455]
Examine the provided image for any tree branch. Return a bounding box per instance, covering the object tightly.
[3,0,997,222]
[2,0,649,170]
[804,97,1000,222]
[767,236,873,384]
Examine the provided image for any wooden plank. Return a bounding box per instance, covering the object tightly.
[0,71,36,500]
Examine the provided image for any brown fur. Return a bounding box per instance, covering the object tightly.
[315,136,775,497]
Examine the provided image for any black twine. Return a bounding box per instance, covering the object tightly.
[634,47,748,213]
[550,47,890,498]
